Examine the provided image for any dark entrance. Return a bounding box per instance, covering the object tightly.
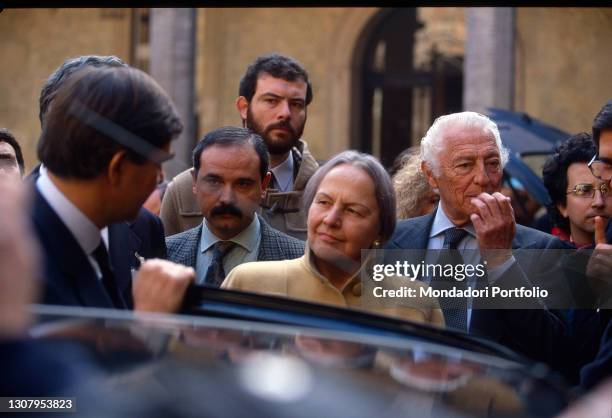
[353,8,464,169]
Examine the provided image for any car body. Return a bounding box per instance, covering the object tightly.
[25,294,573,418]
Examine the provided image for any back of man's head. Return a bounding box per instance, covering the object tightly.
[192,126,269,180]
[238,53,313,105]
[542,132,596,231]
[38,66,182,180]
[593,99,612,150]
[0,128,25,176]
[39,55,127,126]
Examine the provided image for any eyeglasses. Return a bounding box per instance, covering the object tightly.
[566,182,610,198]
[588,154,612,183]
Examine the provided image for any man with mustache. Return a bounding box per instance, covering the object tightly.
[160,54,319,240]
[543,132,612,247]
[166,126,304,287]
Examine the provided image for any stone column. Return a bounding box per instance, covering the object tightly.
[464,7,515,113]
[149,8,197,178]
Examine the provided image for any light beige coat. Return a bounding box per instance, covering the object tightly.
[222,249,445,327]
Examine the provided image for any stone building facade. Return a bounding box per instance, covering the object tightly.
[1,7,610,173]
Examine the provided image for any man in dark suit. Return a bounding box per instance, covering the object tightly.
[0,179,90,397]
[33,65,194,312]
[31,55,169,308]
[167,126,304,287]
[385,111,583,375]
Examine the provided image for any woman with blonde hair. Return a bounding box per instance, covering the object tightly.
[392,148,439,219]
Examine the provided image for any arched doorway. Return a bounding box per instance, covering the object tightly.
[351,8,464,169]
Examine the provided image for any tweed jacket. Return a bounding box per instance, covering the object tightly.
[159,140,319,239]
[259,140,319,241]
[222,248,445,327]
[166,215,305,271]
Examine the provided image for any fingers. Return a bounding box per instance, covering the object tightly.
[470,213,483,230]
[595,216,607,245]
[133,259,195,313]
[470,192,515,251]
[470,192,512,221]
[492,192,514,219]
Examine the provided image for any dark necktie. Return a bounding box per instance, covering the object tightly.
[91,242,126,309]
[435,227,469,331]
[203,241,236,288]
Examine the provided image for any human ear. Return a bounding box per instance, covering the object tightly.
[236,96,249,122]
[557,203,568,218]
[191,168,200,195]
[107,151,128,187]
[421,160,438,190]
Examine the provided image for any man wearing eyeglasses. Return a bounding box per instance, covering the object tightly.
[589,100,612,190]
[543,133,612,247]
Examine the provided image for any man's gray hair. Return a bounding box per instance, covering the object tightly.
[420,111,509,175]
[303,150,396,244]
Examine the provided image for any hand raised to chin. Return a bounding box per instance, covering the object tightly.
[586,216,612,306]
[470,192,516,267]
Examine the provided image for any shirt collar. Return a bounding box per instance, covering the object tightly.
[430,204,475,239]
[200,215,260,254]
[36,168,102,255]
[270,151,294,192]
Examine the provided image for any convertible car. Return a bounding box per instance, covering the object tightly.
[19,288,574,418]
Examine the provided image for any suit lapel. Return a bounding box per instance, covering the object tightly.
[33,189,114,308]
[181,225,202,268]
[389,212,435,250]
[257,215,277,261]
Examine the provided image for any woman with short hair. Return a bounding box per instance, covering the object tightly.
[222,150,443,326]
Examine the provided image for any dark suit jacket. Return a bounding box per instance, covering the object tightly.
[129,208,167,260]
[166,215,305,273]
[31,187,125,308]
[0,338,95,396]
[385,210,596,382]
[29,167,167,309]
[108,207,167,308]
[581,320,612,390]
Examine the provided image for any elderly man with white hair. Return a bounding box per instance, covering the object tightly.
[385,111,582,377]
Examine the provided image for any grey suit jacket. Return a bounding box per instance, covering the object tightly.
[166,214,305,269]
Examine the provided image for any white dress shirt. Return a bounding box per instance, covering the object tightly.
[36,168,105,279]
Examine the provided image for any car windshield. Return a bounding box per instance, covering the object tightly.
[27,304,570,418]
